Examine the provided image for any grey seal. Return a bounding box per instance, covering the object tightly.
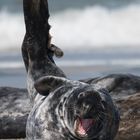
[22,0,120,140]
[26,76,119,140]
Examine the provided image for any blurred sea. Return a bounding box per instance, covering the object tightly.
[0,0,140,88]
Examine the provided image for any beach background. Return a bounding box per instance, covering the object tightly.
[0,0,140,88]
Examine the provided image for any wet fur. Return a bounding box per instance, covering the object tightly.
[26,76,119,140]
[22,0,120,140]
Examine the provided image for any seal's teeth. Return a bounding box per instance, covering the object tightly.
[75,117,95,137]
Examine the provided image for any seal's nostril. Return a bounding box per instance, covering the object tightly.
[85,104,90,111]
[101,101,107,111]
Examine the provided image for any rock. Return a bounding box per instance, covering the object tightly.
[0,87,31,139]
[115,93,140,140]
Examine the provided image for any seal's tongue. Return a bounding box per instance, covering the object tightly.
[77,118,94,135]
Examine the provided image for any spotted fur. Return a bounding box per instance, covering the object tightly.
[26,76,119,140]
[22,0,119,140]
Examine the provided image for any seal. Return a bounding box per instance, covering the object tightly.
[22,0,120,140]
[26,76,119,140]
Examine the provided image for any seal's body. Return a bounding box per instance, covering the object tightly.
[22,0,120,140]
[26,76,119,140]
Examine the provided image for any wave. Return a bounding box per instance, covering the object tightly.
[0,5,140,51]
[1,58,140,69]
[50,5,140,50]
[0,10,25,51]
[0,61,23,69]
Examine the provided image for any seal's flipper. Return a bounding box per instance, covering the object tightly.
[91,74,128,92]
[50,44,64,58]
[47,44,64,63]
[34,76,70,96]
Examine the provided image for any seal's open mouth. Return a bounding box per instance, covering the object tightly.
[75,118,94,136]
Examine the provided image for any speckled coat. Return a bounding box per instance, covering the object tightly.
[22,0,120,140]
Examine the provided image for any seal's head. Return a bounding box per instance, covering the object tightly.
[34,76,118,140]
[62,87,107,139]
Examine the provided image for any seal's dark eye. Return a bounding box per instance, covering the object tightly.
[78,92,85,98]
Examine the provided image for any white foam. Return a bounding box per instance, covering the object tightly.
[0,10,25,51]
[0,58,140,69]
[50,5,140,50]
[0,5,140,51]
[0,61,23,69]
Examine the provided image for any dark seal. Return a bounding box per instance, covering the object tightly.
[22,0,120,140]
[26,76,119,140]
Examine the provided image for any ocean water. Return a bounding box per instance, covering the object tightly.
[0,0,140,87]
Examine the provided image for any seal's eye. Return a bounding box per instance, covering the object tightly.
[78,92,85,98]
